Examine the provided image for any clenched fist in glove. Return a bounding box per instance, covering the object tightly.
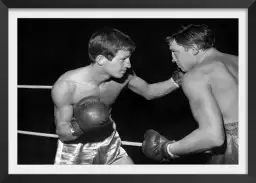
[142,129,179,162]
[71,96,111,137]
[171,68,184,87]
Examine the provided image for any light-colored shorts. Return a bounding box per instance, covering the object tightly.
[208,122,238,164]
[54,129,128,165]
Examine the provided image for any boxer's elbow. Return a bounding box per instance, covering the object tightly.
[56,125,74,142]
[140,88,154,100]
[207,129,225,148]
[56,128,68,142]
[211,136,224,148]
[144,93,154,100]
[144,86,158,100]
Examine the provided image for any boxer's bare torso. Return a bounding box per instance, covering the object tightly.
[55,66,133,109]
[52,66,135,164]
[183,48,238,125]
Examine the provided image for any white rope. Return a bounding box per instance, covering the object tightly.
[18,130,142,147]
[18,85,52,89]
[18,130,58,138]
[17,85,143,147]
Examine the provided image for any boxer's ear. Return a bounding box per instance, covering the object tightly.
[95,55,107,66]
[190,44,199,56]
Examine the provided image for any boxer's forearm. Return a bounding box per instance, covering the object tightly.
[147,78,179,100]
[56,123,79,142]
[168,128,224,156]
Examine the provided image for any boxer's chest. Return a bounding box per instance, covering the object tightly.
[98,81,126,105]
[73,80,127,106]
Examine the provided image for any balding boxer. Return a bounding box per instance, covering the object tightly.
[52,27,184,164]
[142,24,238,164]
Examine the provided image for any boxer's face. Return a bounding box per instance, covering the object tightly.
[169,40,196,72]
[104,50,132,78]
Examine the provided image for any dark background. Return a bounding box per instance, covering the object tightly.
[17,18,238,164]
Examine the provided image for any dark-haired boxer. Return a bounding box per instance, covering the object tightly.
[51,27,183,165]
[142,24,238,164]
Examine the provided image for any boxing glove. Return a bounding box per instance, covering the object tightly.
[142,129,178,162]
[71,96,111,136]
[171,68,184,87]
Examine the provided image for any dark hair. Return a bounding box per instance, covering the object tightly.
[88,27,136,63]
[166,24,215,50]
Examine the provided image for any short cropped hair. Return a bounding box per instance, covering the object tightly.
[166,24,215,51]
[88,27,136,62]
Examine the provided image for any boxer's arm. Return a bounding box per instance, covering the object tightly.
[51,81,78,142]
[167,73,225,156]
[127,73,179,100]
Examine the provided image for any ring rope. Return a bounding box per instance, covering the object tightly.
[18,85,52,89]
[18,85,142,147]
[18,85,213,154]
[18,130,142,147]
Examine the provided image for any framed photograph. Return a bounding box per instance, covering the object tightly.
[1,0,255,182]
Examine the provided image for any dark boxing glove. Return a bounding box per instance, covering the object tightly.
[70,96,111,137]
[171,68,184,87]
[142,129,179,162]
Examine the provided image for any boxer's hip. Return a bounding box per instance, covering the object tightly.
[207,122,238,164]
[224,122,238,148]
[54,127,126,164]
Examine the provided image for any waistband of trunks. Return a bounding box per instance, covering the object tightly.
[224,122,238,136]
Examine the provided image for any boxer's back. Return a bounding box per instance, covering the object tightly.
[199,51,238,124]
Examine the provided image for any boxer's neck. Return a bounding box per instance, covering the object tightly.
[86,64,111,85]
[196,48,211,64]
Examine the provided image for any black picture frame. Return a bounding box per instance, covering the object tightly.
[0,0,255,183]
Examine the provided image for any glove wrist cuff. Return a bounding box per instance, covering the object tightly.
[170,77,179,88]
[70,120,84,137]
[162,141,180,160]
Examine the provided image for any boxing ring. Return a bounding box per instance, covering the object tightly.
[18,84,142,147]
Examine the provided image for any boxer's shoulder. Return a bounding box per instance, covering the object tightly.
[55,67,97,89]
[182,61,229,92]
[51,80,76,106]
[53,79,76,93]
[198,61,231,80]
[185,61,225,80]
[183,69,206,84]
[193,60,219,72]
[182,68,210,95]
